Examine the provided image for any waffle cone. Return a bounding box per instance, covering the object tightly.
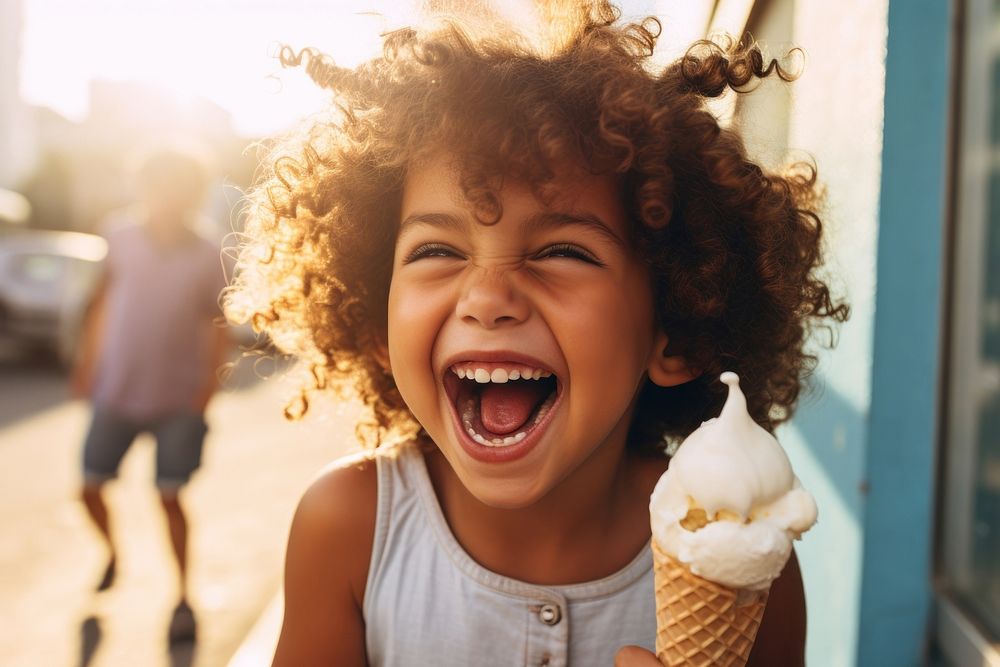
[652,541,768,666]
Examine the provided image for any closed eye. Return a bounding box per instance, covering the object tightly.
[402,243,463,264]
[532,243,605,266]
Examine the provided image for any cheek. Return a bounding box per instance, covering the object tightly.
[553,282,655,422]
[560,278,655,370]
[386,277,450,406]
[387,281,422,369]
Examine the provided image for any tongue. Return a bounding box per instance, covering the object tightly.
[479,381,551,435]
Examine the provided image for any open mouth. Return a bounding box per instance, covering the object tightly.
[443,361,561,448]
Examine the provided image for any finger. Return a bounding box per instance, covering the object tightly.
[614,645,661,666]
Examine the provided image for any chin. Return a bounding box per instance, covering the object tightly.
[456,468,555,510]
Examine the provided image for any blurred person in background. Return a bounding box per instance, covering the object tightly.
[70,146,230,643]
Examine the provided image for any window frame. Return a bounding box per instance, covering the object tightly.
[938,0,1000,662]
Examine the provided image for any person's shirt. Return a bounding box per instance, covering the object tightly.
[91,211,225,420]
[363,442,656,666]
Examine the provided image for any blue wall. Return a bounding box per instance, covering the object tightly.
[858,0,953,663]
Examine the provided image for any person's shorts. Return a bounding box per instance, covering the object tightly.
[82,408,208,493]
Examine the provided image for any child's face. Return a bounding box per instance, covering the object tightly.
[388,154,664,508]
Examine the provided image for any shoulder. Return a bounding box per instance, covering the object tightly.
[297,450,378,523]
[95,214,142,276]
[289,450,379,602]
[97,211,141,256]
[190,223,220,253]
[273,450,378,666]
[188,226,226,278]
[99,208,141,239]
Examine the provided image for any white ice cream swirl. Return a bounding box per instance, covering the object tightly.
[649,372,817,591]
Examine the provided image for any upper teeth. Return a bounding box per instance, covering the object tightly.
[451,365,553,383]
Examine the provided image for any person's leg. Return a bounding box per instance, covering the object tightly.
[80,408,137,590]
[81,483,111,544]
[82,483,119,590]
[154,412,207,642]
[159,491,189,596]
[153,412,207,605]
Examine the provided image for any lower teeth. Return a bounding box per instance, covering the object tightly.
[464,419,528,447]
[460,394,554,448]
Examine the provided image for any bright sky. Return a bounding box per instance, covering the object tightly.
[20,0,721,138]
[20,0,416,137]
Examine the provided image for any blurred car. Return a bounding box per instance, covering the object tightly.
[0,188,31,226]
[0,229,107,364]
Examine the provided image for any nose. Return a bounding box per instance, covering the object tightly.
[455,266,530,329]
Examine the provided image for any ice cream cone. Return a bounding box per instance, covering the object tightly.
[652,541,768,667]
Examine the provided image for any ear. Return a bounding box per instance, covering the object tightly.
[647,331,699,387]
[372,334,392,376]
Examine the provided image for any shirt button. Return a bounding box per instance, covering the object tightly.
[538,603,562,625]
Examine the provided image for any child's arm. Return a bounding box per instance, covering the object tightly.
[191,324,231,413]
[271,460,377,666]
[70,275,107,399]
[746,548,806,666]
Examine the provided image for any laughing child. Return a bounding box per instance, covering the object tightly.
[226,3,848,665]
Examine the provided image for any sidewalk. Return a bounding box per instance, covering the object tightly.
[227,592,282,667]
[0,356,361,667]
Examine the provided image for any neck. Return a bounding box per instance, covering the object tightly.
[425,420,663,585]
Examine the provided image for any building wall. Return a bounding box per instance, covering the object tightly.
[762,0,952,664]
[738,0,887,662]
[859,0,952,663]
[0,0,33,190]
[745,0,889,664]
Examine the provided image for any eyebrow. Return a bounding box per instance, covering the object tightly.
[398,210,627,248]
[398,212,467,236]
[523,211,626,248]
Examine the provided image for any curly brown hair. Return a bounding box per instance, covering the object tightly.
[225,2,849,451]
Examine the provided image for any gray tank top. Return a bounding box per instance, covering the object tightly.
[363,444,656,666]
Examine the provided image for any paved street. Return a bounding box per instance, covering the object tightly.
[0,348,361,667]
